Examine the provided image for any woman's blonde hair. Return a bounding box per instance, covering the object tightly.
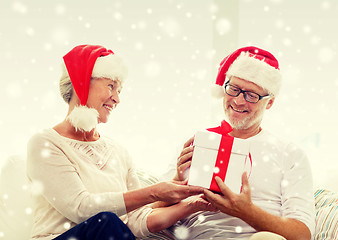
[59,65,73,104]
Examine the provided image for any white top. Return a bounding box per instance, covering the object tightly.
[26,129,152,240]
[164,129,315,240]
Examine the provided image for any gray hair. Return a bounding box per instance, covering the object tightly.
[59,65,73,104]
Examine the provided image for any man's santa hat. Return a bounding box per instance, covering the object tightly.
[211,46,282,98]
[63,44,127,132]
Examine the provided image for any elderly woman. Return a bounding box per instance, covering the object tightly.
[26,45,214,240]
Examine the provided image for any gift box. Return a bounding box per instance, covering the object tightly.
[187,130,251,194]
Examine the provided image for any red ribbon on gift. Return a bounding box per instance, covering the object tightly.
[209,134,234,192]
[207,120,234,192]
[205,120,253,193]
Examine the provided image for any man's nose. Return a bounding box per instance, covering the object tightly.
[234,92,247,105]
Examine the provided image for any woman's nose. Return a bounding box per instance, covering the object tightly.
[111,91,120,104]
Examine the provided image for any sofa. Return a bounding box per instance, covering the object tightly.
[0,155,337,240]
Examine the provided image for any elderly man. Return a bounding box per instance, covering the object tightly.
[172,46,315,240]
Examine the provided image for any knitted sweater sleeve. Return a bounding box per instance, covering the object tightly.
[122,150,153,237]
[26,133,127,224]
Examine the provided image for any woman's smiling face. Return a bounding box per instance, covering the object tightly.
[86,77,122,124]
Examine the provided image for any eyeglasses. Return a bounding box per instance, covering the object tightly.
[224,82,270,103]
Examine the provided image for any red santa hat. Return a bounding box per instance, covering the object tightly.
[211,46,281,98]
[63,44,127,132]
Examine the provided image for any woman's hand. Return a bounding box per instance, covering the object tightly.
[183,194,219,213]
[174,136,194,181]
[147,194,217,233]
[151,180,204,204]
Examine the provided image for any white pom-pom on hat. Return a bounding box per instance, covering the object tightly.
[66,105,99,132]
[211,84,225,99]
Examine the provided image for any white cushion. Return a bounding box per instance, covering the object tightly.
[0,155,33,240]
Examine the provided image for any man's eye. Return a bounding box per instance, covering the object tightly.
[246,92,259,101]
[108,84,114,90]
[247,92,256,98]
[229,86,239,92]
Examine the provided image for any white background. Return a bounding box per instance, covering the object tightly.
[1,0,337,192]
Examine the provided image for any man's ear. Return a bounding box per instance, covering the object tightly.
[266,97,275,110]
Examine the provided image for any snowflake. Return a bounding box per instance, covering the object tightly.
[2,194,8,200]
[159,18,181,37]
[263,6,270,12]
[135,42,144,50]
[321,1,331,10]
[25,27,35,36]
[174,225,189,240]
[41,149,51,158]
[25,207,33,215]
[55,4,66,15]
[6,82,23,98]
[63,222,71,230]
[94,196,102,204]
[114,12,123,21]
[198,214,206,222]
[263,155,270,162]
[215,18,231,35]
[144,61,161,77]
[30,180,44,196]
[12,2,27,14]
[283,38,292,47]
[203,164,210,172]
[281,179,289,187]
[235,226,242,233]
[186,12,192,18]
[209,3,218,13]
[303,25,311,34]
[318,47,334,63]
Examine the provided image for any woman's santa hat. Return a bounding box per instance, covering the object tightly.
[63,44,127,132]
[211,46,282,98]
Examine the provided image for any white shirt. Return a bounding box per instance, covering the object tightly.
[26,129,152,239]
[164,129,315,240]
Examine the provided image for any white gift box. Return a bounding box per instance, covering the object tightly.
[188,131,251,194]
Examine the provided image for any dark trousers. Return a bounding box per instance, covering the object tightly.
[53,212,136,240]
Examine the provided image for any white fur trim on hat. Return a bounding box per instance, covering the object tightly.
[67,105,99,132]
[92,54,128,82]
[227,52,281,96]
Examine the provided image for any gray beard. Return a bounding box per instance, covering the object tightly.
[225,111,264,130]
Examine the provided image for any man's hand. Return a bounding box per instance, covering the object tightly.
[174,136,195,181]
[203,173,311,240]
[203,172,253,219]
